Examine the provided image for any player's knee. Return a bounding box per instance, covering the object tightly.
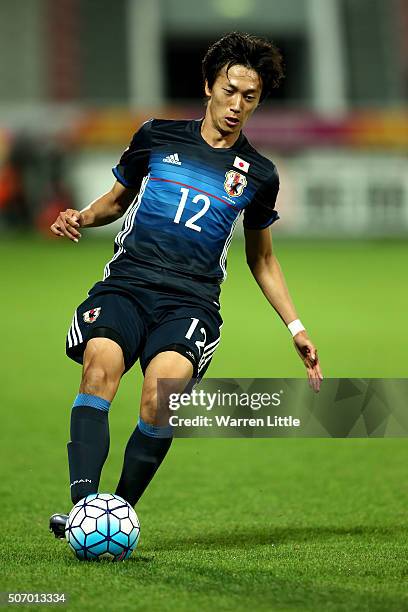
[140,385,159,425]
[80,364,113,397]
[140,381,181,426]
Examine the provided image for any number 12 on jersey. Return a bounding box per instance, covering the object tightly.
[173,188,211,232]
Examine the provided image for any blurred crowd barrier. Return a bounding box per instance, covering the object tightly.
[1,107,407,237]
[0,132,74,234]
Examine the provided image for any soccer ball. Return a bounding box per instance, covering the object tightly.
[65,493,140,561]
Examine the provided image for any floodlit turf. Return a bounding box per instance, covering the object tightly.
[1,235,407,611]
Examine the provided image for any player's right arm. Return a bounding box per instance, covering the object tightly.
[50,180,138,242]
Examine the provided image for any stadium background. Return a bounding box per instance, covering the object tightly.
[1,1,407,610]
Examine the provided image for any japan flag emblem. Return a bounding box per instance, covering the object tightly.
[83,307,101,323]
[233,156,250,173]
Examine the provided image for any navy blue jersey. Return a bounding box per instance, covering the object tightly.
[104,118,279,296]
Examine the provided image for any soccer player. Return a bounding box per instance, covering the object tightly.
[49,32,323,537]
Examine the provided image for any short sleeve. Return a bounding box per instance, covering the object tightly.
[112,119,153,188]
[243,167,280,230]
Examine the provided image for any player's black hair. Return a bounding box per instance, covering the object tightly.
[202,32,284,102]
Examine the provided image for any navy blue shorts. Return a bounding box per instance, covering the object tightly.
[66,281,223,379]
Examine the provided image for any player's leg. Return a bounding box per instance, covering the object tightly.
[115,351,193,506]
[68,337,125,505]
[50,337,125,538]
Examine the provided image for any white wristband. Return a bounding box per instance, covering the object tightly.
[288,319,305,337]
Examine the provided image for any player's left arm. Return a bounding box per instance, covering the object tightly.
[244,226,323,392]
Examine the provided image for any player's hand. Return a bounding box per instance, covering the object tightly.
[50,209,83,242]
[293,331,323,393]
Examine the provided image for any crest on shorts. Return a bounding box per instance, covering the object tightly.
[83,307,101,323]
[224,170,247,197]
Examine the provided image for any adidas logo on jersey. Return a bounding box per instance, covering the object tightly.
[163,153,181,165]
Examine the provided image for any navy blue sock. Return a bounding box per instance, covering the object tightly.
[68,393,111,505]
[115,418,173,507]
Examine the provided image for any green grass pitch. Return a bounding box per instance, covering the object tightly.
[0,235,407,611]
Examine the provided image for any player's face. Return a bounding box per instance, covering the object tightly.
[204,64,262,135]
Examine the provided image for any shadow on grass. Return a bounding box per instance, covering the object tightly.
[122,526,408,612]
[145,523,408,552]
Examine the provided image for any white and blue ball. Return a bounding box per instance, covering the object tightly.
[65,493,140,561]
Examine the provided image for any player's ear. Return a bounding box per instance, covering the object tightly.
[204,80,212,98]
